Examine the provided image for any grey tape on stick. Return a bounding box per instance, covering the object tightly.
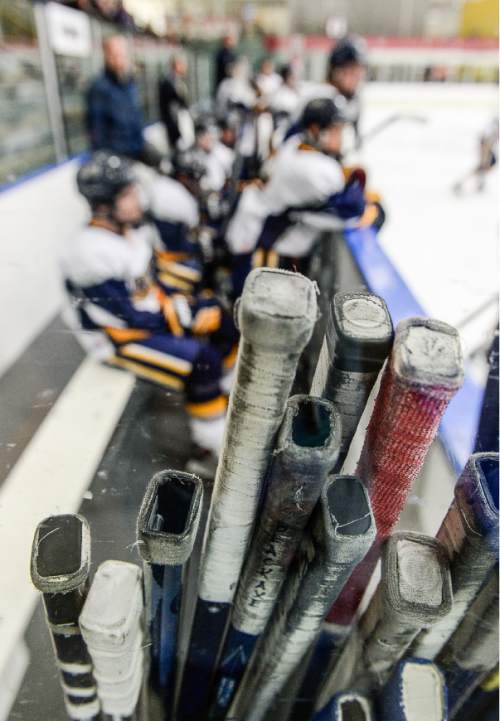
[228,475,375,721]
[412,452,499,660]
[30,514,101,721]
[317,532,452,708]
[437,567,499,717]
[310,291,393,472]
[232,394,342,636]
[199,269,318,604]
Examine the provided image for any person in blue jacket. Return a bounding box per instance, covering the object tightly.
[86,35,161,167]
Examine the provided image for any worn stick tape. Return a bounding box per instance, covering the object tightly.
[200,269,317,603]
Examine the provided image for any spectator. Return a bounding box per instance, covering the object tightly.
[214,33,237,92]
[86,35,161,166]
[158,54,193,151]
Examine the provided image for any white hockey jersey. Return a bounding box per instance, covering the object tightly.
[225,136,345,257]
[61,225,163,359]
[147,175,199,229]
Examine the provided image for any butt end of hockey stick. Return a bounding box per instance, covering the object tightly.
[279,394,342,467]
[137,470,204,566]
[324,692,374,721]
[30,514,91,593]
[393,318,464,390]
[79,560,143,649]
[454,453,499,545]
[237,268,318,351]
[329,291,394,372]
[323,475,376,561]
[381,657,447,721]
[383,532,453,624]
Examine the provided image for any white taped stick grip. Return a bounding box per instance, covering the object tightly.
[80,561,144,717]
[199,269,318,603]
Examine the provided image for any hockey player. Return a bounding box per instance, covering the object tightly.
[145,148,239,376]
[326,36,367,147]
[285,36,367,150]
[61,152,234,474]
[192,118,234,194]
[148,149,205,275]
[215,57,257,118]
[453,117,498,194]
[254,57,282,102]
[225,97,367,296]
[271,64,300,122]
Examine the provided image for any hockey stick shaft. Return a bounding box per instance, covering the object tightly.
[317,532,452,708]
[325,317,464,630]
[437,567,499,718]
[79,561,144,721]
[209,395,341,719]
[310,291,393,474]
[30,514,101,721]
[228,475,375,721]
[136,470,203,712]
[290,291,393,721]
[176,269,317,721]
[412,452,498,660]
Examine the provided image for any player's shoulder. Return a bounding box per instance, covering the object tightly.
[61,226,134,286]
[149,176,198,220]
[273,140,344,199]
[213,141,234,164]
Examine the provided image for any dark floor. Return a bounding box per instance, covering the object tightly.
[9,381,193,721]
[0,316,84,486]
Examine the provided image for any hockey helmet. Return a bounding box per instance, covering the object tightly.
[301,97,346,130]
[329,36,367,70]
[77,152,135,207]
[171,149,207,181]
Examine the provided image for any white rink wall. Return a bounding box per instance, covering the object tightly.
[0,160,87,375]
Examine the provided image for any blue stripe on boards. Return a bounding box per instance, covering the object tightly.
[344,226,485,472]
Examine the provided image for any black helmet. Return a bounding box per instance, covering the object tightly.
[329,36,367,70]
[171,149,206,181]
[194,115,217,136]
[77,152,135,207]
[279,63,294,83]
[301,97,346,130]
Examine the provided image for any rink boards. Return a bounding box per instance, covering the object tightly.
[0,82,497,720]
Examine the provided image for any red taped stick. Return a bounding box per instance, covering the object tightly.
[326,317,464,626]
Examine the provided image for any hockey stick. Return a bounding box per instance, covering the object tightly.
[474,328,499,453]
[288,291,393,721]
[172,476,215,716]
[313,692,374,721]
[228,474,376,721]
[316,532,452,708]
[380,658,448,721]
[323,317,463,641]
[412,452,498,660]
[79,561,144,721]
[209,394,341,719]
[344,112,428,156]
[437,567,499,718]
[30,514,100,721]
[136,470,203,710]
[311,290,394,472]
[175,268,318,721]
